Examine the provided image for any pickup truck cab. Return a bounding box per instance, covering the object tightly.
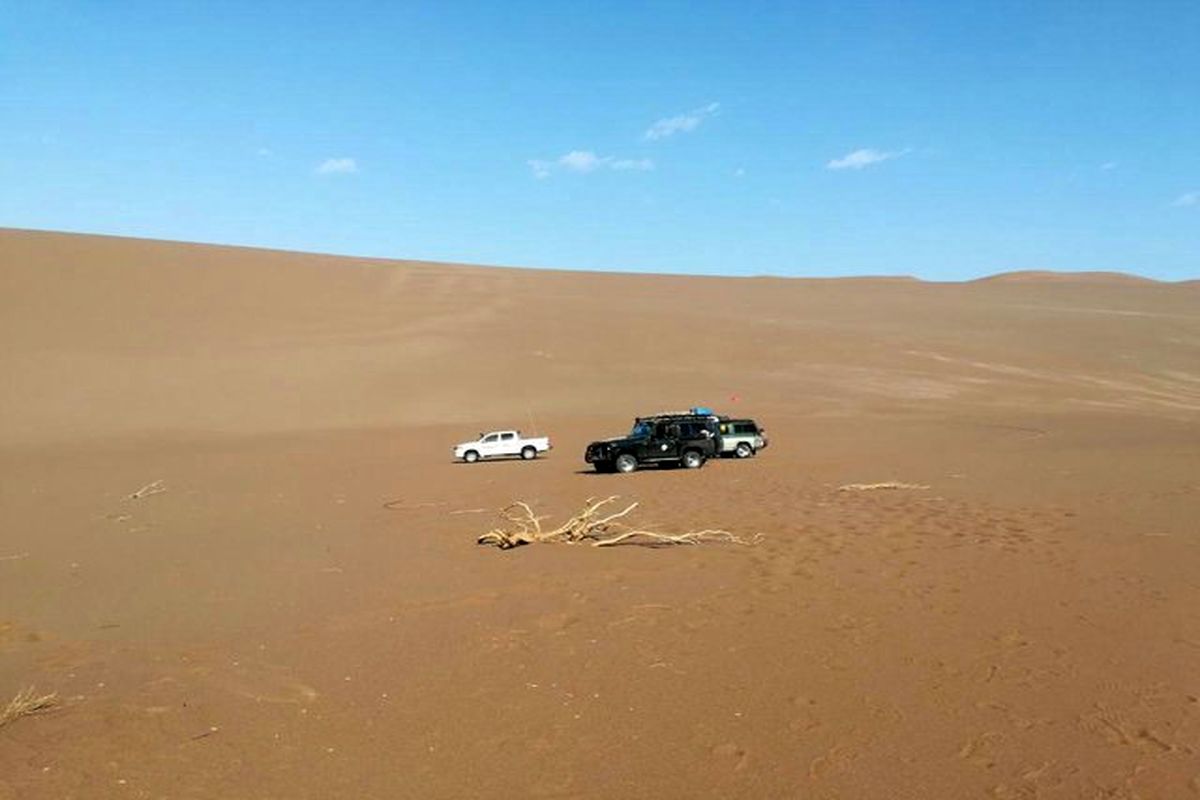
[454,430,551,463]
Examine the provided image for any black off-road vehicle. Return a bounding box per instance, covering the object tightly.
[584,412,722,473]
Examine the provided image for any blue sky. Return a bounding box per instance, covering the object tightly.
[2,1,1198,280]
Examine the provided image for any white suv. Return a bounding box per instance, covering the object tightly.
[718,419,768,458]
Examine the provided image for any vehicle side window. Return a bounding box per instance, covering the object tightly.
[482,434,499,443]
[500,432,515,441]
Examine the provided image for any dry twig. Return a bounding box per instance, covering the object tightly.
[382,499,447,511]
[128,480,167,500]
[837,482,930,492]
[1,687,57,728]
[476,496,761,549]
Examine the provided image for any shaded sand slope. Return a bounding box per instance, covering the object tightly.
[1,229,1199,798]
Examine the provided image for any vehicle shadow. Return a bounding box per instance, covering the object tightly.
[571,465,688,475]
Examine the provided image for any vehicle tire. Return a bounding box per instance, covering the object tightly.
[521,446,537,460]
[681,449,704,469]
[734,442,754,459]
[614,454,638,474]
[463,450,480,463]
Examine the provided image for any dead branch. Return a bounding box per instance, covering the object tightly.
[591,529,762,548]
[0,687,57,728]
[476,497,760,550]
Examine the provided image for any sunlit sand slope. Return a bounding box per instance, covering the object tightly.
[1,229,1198,798]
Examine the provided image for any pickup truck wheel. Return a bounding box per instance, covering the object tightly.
[463,450,480,463]
[734,442,754,459]
[521,445,537,460]
[681,449,704,469]
[614,454,638,474]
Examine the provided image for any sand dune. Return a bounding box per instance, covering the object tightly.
[971,269,1165,285]
[1,228,1198,798]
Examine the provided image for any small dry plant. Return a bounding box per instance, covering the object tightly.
[1,687,57,728]
[477,495,761,549]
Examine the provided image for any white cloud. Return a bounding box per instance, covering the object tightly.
[734,167,746,178]
[1100,161,1118,170]
[826,148,907,170]
[609,157,654,171]
[316,157,358,175]
[1173,191,1199,207]
[644,102,720,141]
[256,147,274,158]
[559,150,604,173]
[528,150,654,178]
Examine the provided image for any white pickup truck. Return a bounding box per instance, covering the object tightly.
[454,430,552,463]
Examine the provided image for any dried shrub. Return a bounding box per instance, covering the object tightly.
[0,687,57,728]
[477,496,761,549]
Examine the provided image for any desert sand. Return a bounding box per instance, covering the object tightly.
[1,227,1198,798]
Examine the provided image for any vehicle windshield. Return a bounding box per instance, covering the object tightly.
[629,421,652,438]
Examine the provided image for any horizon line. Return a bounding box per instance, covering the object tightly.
[1,225,1193,286]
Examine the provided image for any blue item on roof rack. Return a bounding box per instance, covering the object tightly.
[690,406,715,416]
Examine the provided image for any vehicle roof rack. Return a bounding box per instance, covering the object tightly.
[636,409,720,420]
